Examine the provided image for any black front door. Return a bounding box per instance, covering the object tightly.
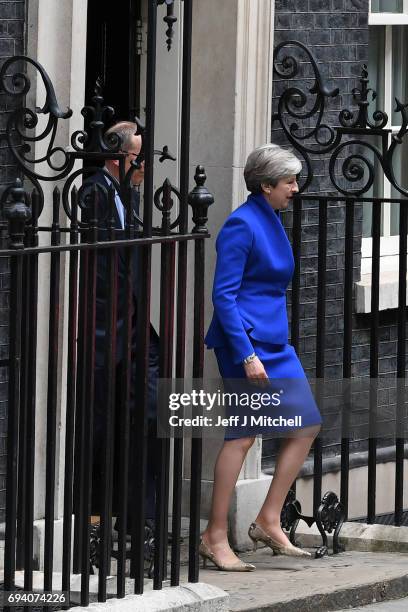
[85,0,142,124]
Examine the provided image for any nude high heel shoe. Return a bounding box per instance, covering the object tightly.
[248,522,311,558]
[199,538,256,571]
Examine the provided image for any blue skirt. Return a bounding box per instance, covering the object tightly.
[214,340,322,440]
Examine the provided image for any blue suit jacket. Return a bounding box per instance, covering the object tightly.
[205,192,294,364]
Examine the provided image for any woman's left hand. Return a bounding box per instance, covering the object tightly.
[243,356,270,387]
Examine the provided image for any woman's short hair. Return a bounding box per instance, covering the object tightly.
[244,144,302,193]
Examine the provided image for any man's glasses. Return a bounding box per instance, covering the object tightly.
[121,150,140,159]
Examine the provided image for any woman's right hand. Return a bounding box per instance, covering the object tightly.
[243,356,269,385]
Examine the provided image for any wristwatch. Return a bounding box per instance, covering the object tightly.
[242,352,256,365]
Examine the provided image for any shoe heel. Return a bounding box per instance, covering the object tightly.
[248,532,258,552]
[201,556,207,569]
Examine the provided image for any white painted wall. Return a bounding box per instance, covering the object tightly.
[139,0,184,332]
[26,0,88,521]
[188,0,275,491]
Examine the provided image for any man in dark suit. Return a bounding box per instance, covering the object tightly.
[82,121,158,539]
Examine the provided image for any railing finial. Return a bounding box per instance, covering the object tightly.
[2,179,31,249]
[188,166,214,234]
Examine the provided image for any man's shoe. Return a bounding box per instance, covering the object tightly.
[89,522,101,573]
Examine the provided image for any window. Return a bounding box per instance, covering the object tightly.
[363,5,408,271]
[369,0,408,23]
[355,3,408,310]
[371,0,403,13]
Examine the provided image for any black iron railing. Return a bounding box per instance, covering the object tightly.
[285,194,408,522]
[0,0,213,607]
[272,41,408,530]
[1,28,408,610]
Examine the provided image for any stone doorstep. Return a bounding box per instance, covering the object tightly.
[2,572,229,612]
[202,550,408,612]
[4,551,408,612]
[69,583,230,612]
[293,520,408,553]
[196,522,408,612]
[3,523,408,612]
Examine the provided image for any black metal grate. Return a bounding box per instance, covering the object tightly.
[352,511,408,526]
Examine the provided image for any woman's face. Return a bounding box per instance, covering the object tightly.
[261,175,299,210]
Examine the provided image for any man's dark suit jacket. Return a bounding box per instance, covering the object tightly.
[82,170,160,524]
[81,170,140,368]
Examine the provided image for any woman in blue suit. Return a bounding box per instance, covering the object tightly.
[200,144,322,571]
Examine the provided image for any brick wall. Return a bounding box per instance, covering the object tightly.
[264,0,407,464]
[273,0,368,192]
[0,0,26,521]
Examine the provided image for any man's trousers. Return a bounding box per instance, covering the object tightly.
[92,324,159,529]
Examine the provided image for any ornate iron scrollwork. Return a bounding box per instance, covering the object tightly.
[0,55,181,228]
[0,50,211,241]
[0,56,75,211]
[154,178,181,233]
[157,0,179,51]
[152,164,213,235]
[274,41,340,153]
[281,489,345,558]
[90,520,155,578]
[328,139,380,197]
[339,65,388,130]
[316,491,346,555]
[273,41,408,197]
[71,77,116,153]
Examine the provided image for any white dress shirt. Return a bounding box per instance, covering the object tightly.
[104,174,125,229]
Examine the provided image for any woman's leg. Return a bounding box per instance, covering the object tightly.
[201,436,255,564]
[254,425,320,547]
